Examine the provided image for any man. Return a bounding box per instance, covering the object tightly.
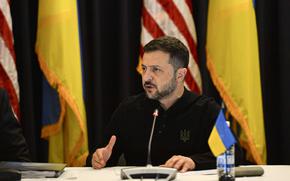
[87,36,220,172]
[0,88,30,161]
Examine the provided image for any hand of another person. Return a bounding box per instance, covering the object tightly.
[161,155,196,172]
[91,135,116,169]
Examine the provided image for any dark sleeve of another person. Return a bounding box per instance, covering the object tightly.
[0,89,30,162]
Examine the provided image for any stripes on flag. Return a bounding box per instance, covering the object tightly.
[140,0,201,94]
[0,0,20,119]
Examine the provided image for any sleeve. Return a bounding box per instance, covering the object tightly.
[86,99,126,167]
[104,103,124,167]
[0,89,30,162]
[190,97,220,170]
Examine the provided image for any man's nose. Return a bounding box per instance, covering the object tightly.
[142,70,153,82]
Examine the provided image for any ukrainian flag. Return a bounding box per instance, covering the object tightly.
[208,110,236,157]
[206,0,266,164]
[35,0,88,166]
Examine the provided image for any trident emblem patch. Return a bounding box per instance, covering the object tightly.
[180,129,190,143]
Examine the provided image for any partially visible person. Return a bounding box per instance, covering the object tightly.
[0,88,30,161]
[87,36,244,172]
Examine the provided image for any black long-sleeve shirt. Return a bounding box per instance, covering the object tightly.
[87,88,223,170]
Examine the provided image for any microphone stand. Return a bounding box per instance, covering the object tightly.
[120,109,177,180]
[147,109,159,166]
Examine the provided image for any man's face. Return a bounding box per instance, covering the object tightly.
[142,50,177,100]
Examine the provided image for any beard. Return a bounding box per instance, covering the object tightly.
[143,76,177,100]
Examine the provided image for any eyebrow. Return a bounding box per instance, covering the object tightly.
[141,64,162,68]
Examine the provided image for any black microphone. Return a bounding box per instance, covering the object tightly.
[120,109,177,180]
[147,109,159,166]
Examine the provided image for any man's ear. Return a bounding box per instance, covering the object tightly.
[176,68,187,81]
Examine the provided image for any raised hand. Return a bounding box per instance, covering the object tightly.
[91,135,116,169]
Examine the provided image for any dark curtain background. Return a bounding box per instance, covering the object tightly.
[10,0,47,162]
[9,0,290,164]
[256,0,290,164]
[78,0,143,152]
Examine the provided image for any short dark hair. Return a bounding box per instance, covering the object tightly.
[143,36,189,71]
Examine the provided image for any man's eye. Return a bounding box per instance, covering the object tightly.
[142,66,146,72]
[152,67,161,73]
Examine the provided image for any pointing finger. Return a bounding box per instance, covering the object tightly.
[106,135,116,151]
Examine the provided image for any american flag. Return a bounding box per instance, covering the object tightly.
[0,0,20,119]
[140,0,201,93]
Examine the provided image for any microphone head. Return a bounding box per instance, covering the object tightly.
[153,109,159,117]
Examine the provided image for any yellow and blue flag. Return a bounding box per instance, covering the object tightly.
[208,110,236,157]
[35,0,88,166]
[206,0,266,164]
